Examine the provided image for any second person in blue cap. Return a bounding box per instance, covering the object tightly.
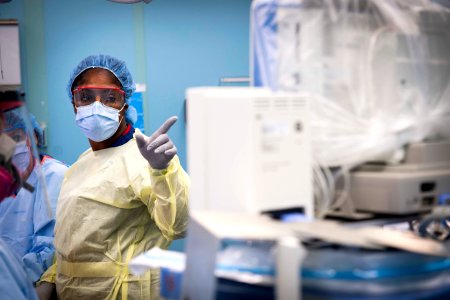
[38,54,190,300]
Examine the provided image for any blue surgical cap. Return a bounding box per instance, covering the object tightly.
[68,54,138,125]
[4,109,25,131]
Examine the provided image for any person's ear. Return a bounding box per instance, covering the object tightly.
[72,100,77,114]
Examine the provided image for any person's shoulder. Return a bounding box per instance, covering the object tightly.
[123,137,147,163]
[41,156,69,176]
[120,131,152,168]
[124,129,141,154]
[77,147,93,161]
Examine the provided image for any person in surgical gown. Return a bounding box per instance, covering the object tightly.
[0,111,67,285]
[39,54,190,300]
[0,96,43,300]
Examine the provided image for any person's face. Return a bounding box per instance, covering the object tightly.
[72,68,128,117]
[6,128,34,177]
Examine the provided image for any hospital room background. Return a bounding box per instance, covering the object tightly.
[1,0,252,251]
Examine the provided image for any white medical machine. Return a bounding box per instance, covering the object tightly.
[350,141,450,215]
[186,87,313,217]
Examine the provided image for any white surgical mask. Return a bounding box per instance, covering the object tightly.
[12,141,31,174]
[75,101,125,142]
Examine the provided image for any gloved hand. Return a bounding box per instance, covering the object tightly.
[135,116,178,170]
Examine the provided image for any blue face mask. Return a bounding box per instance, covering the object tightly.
[75,101,125,142]
[12,141,31,174]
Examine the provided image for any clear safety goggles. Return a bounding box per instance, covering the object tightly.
[73,86,125,108]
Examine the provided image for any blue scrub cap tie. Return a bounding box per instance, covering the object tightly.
[68,54,138,125]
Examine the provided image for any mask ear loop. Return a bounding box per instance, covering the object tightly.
[117,103,127,125]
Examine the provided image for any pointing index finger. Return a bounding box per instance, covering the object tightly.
[149,116,178,140]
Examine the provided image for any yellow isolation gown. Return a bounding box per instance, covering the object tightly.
[40,130,189,299]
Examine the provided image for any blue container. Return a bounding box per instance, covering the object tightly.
[160,267,183,300]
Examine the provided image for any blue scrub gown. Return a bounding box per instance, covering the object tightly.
[0,238,38,299]
[0,156,67,282]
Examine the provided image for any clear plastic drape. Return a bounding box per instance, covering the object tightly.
[251,0,450,215]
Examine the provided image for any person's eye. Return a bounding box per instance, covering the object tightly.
[81,95,92,102]
[105,95,117,103]
[10,134,21,142]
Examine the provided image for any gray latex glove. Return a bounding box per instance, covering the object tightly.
[135,116,178,170]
